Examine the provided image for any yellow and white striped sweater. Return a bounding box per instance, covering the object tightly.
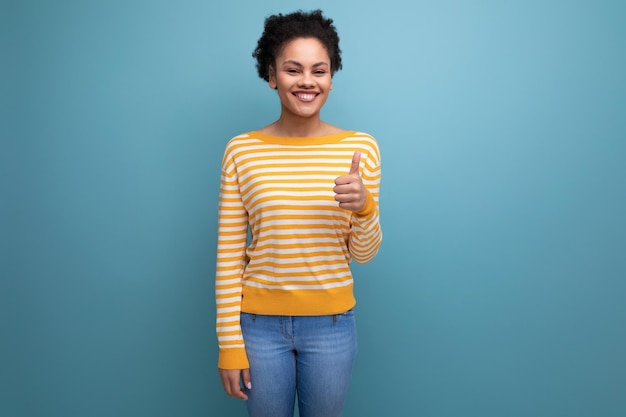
[215,130,382,369]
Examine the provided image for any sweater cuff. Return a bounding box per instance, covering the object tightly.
[354,189,376,217]
[218,347,250,370]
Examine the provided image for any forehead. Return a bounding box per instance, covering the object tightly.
[277,37,330,62]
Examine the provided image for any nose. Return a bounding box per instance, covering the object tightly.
[298,72,315,88]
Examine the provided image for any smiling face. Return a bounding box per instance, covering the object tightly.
[269,37,333,121]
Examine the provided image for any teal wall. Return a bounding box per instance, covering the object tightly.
[2,1,625,416]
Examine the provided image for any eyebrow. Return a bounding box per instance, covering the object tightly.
[281,60,329,68]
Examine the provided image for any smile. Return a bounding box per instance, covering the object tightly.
[294,92,318,102]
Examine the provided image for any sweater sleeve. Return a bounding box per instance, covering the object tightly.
[348,141,382,264]
[215,148,250,369]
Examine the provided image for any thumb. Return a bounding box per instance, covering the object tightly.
[349,151,361,176]
[242,368,251,390]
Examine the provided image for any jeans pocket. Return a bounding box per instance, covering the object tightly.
[240,312,256,327]
[333,309,356,326]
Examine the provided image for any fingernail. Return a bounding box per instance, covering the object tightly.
[246,382,252,390]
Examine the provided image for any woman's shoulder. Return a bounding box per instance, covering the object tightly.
[221,131,263,158]
[341,130,379,144]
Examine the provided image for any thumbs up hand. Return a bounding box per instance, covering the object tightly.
[334,151,366,212]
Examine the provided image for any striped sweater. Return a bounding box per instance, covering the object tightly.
[215,130,382,369]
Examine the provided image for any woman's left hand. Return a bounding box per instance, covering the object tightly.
[334,151,366,212]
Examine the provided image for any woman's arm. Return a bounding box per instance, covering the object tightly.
[334,140,383,263]
[215,146,250,371]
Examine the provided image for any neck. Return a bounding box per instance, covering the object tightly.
[271,113,326,137]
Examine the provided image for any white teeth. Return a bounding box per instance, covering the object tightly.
[296,93,316,101]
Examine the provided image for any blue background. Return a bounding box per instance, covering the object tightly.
[2,0,625,416]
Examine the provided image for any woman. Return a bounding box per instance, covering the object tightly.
[215,9,382,417]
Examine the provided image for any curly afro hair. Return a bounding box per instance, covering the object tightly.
[252,9,343,82]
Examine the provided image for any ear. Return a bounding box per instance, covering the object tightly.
[268,66,277,90]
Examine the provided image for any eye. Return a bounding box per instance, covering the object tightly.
[286,68,299,74]
[314,70,327,75]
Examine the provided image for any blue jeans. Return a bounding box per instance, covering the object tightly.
[240,310,357,417]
